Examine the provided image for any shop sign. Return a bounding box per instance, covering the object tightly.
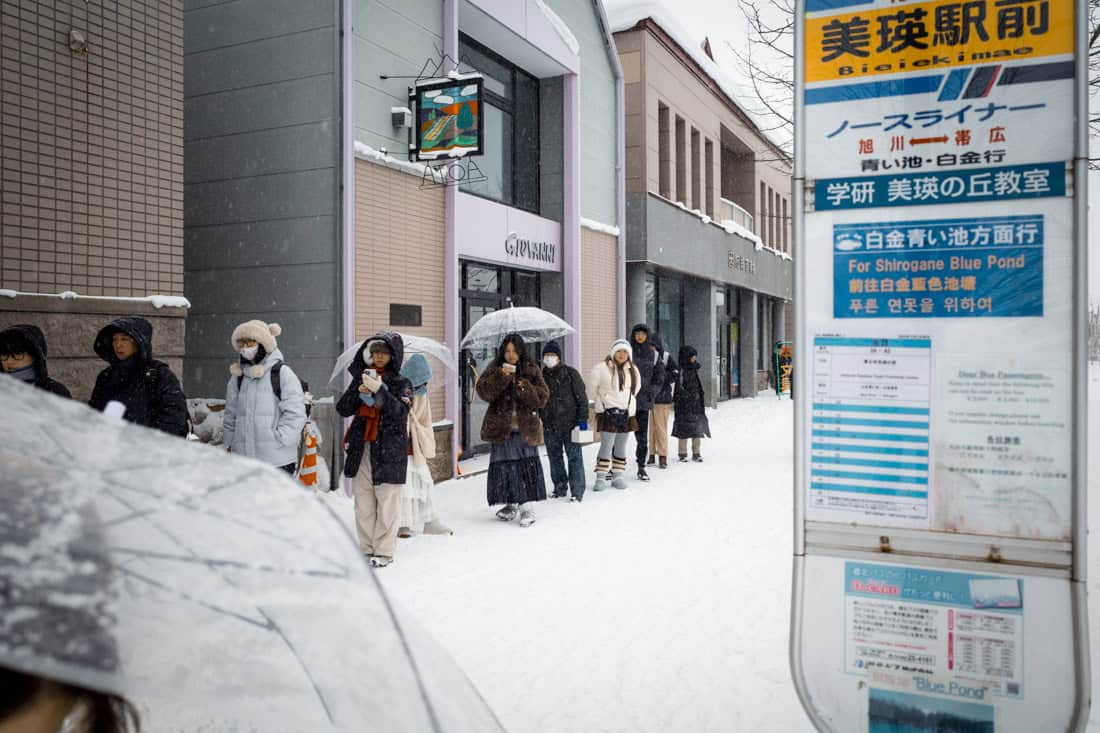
[728,252,757,274]
[409,74,484,162]
[504,233,556,265]
[455,192,562,273]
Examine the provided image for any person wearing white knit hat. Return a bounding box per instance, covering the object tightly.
[585,338,641,491]
[222,319,306,473]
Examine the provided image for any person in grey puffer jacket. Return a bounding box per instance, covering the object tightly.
[222,320,306,473]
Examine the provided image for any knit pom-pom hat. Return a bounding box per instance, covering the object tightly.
[231,320,281,353]
[609,339,631,357]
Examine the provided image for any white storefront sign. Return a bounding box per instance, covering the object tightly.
[455,191,562,272]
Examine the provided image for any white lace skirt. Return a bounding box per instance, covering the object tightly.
[400,462,436,529]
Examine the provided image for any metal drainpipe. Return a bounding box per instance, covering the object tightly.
[443,0,460,471]
[339,0,355,489]
[591,0,627,336]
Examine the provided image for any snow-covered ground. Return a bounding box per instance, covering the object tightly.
[327,366,1100,732]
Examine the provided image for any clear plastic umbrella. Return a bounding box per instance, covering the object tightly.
[329,333,456,388]
[459,305,575,350]
[0,377,502,732]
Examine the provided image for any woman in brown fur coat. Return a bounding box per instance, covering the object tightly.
[476,333,550,527]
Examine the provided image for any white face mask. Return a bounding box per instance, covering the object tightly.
[543,355,559,368]
[239,345,259,361]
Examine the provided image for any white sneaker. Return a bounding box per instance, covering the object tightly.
[518,508,536,527]
[370,556,392,568]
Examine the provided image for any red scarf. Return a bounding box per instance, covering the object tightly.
[343,403,382,445]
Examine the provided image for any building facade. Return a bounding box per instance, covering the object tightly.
[183,0,626,463]
[613,17,793,404]
[1,0,187,399]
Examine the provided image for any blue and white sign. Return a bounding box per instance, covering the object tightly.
[833,214,1044,318]
[815,162,1064,211]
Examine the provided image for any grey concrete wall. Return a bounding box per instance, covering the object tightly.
[682,277,714,406]
[183,0,343,399]
[639,193,792,300]
[352,0,443,153]
[545,0,618,226]
[738,288,757,399]
[625,262,647,330]
[0,295,187,403]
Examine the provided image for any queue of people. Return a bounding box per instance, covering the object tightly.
[1,318,709,566]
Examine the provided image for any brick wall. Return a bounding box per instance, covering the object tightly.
[354,158,446,417]
[580,227,618,371]
[0,0,184,295]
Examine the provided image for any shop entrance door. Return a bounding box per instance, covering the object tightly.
[717,319,731,401]
[728,320,740,397]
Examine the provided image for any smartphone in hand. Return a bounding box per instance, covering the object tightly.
[501,363,516,374]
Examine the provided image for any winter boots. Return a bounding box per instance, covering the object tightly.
[679,454,689,463]
[518,506,536,527]
[637,465,650,481]
[692,454,704,462]
[593,474,609,491]
[370,556,392,568]
[609,472,628,490]
[552,482,569,499]
[593,456,611,491]
[496,504,519,521]
[397,526,413,538]
[646,454,656,466]
[658,456,668,469]
[422,519,453,535]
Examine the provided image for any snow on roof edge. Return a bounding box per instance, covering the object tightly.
[604,3,790,159]
[534,0,581,56]
[0,290,190,309]
[581,218,621,237]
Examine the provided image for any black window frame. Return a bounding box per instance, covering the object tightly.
[458,33,541,214]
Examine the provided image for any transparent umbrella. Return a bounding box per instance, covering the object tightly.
[0,377,502,732]
[459,305,575,350]
[329,333,456,388]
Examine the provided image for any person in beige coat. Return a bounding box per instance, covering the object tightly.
[586,339,641,491]
[397,354,452,537]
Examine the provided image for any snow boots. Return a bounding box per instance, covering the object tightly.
[397,526,413,538]
[692,454,704,462]
[518,507,536,527]
[496,504,519,522]
[659,456,668,469]
[423,519,453,535]
[637,465,650,481]
[593,456,611,491]
[593,474,609,491]
[646,454,656,466]
[609,472,628,490]
[678,454,689,463]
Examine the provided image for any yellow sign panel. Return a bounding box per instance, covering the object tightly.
[805,0,1073,84]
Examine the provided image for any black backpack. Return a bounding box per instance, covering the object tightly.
[237,361,284,400]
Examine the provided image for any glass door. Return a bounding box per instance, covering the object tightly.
[462,297,501,456]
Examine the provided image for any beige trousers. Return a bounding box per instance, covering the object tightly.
[648,404,672,457]
[678,437,701,455]
[352,456,403,560]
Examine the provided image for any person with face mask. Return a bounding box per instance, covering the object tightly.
[538,340,589,502]
[0,324,71,398]
[222,320,306,473]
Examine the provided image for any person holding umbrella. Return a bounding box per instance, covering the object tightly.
[477,333,549,527]
[336,332,413,567]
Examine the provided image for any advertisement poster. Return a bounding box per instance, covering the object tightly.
[932,358,1072,539]
[804,0,1075,180]
[809,337,931,526]
[869,688,995,733]
[846,562,1024,700]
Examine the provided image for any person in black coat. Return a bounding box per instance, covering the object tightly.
[89,317,188,436]
[336,331,413,567]
[0,324,71,397]
[539,340,589,501]
[629,323,665,481]
[672,344,710,462]
[646,333,678,469]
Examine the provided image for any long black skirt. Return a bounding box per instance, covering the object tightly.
[486,430,546,506]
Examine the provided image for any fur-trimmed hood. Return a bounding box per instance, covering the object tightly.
[348,331,405,377]
[231,320,282,353]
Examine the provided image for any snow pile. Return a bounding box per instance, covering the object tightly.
[354,141,430,178]
[580,218,621,237]
[534,0,581,56]
[719,218,763,247]
[0,290,190,308]
[187,398,225,445]
[603,0,789,155]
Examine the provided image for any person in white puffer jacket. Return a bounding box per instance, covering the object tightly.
[222,320,306,473]
[585,339,641,491]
